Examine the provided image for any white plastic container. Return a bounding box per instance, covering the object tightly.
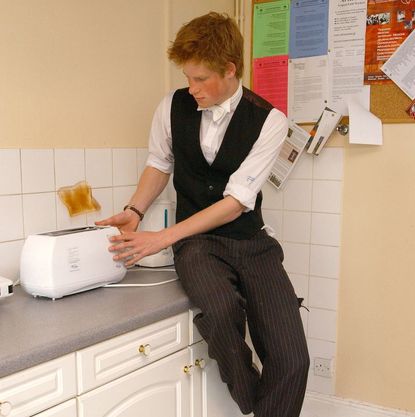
[138,199,174,267]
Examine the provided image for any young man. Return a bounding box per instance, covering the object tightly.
[97,12,309,417]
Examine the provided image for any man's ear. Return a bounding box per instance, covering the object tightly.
[225,62,237,78]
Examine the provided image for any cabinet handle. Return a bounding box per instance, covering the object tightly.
[195,358,206,369]
[138,344,151,356]
[0,401,12,416]
[183,365,193,375]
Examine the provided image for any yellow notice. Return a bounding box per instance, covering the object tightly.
[58,180,101,217]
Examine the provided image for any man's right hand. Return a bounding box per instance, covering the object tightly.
[95,210,140,234]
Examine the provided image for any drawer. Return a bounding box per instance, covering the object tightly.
[77,349,191,417]
[76,312,189,394]
[189,307,203,345]
[33,399,77,417]
[0,354,76,417]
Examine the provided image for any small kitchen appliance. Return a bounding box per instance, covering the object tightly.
[20,226,126,299]
[0,276,13,299]
[138,199,174,267]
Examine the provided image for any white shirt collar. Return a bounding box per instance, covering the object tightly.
[197,82,243,123]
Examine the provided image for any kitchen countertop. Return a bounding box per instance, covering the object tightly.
[0,268,191,379]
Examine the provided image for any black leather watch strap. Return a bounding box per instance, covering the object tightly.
[123,204,144,221]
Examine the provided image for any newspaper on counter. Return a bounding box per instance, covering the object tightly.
[307,107,342,155]
[267,123,310,190]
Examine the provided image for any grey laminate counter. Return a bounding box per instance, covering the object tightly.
[0,269,191,379]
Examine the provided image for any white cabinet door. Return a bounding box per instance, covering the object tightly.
[77,312,189,394]
[190,341,251,417]
[0,354,77,417]
[33,399,77,417]
[78,348,191,417]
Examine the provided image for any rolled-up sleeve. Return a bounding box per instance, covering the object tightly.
[223,109,288,211]
[146,92,175,174]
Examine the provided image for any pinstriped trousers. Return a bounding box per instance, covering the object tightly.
[173,230,309,417]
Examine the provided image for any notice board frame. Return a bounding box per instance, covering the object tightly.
[250,0,415,124]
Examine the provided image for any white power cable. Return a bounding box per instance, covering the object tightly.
[104,277,178,288]
[105,266,178,288]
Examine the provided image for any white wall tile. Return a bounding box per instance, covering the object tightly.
[85,149,112,188]
[282,242,310,275]
[310,245,340,279]
[311,213,341,246]
[290,273,309,303]
[312,181,342,214]
[113,149,138,186]
[0,195,24,242]
[0,240,25,283]
[56,195,87,230]
[308,308,337,342]
[290,153,313,179]
[262,181,283,210]
[22,193,57,236]
[309,276,339,311]
[21,149,55,193]
[313,148,344,180]
[113,186,136,213]
[55,149,85,189]
[86,188,114,225]
[0,149,21,195]
[283,180,312,211]
[283,211,311,243]
[262,209,283,241]
[137,148,149,177]
[306,338,336,395]
[289,272,310,332]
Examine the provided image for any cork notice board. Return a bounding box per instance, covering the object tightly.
[371,84,414,123]
[251,0,415,124]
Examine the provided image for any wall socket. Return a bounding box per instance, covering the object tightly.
[313,357,333,378]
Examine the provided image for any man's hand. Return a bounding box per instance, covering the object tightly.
[108,230,168,267]
[95,210,140,234]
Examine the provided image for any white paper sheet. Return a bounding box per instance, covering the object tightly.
[381,30,415,100]
[268,123,310,190]
[307,107,342,155]
[328,0,369,115]
[288,55,329,123]
[348,99,383,146]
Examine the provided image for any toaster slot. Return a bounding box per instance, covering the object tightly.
[40,226,105,236]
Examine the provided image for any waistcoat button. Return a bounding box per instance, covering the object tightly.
[208,185,214,191]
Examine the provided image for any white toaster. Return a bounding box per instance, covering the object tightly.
[20,226,126,299]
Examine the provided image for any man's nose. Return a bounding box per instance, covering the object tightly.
[188,80,199,96]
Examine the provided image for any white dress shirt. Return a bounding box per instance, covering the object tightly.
[146,84,288,211]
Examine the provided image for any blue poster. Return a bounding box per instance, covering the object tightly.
[289,0,329,59]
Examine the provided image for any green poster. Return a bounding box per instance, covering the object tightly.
[253,0,290,58]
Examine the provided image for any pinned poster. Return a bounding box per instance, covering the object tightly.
[307,107,342,155]
[253,0,290,58]
[253,55,288,115]
[289,0,329,58]
[348,98,383,145]
[381,29,415,100]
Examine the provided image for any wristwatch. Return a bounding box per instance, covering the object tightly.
[123,204,144,221]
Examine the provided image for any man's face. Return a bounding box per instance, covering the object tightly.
[182,61,236,108]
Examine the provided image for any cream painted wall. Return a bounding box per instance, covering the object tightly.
[0,0,235,149]
[336,124,415,412]
[0,0,169,148]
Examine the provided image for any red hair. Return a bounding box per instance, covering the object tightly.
[168,12,244,78]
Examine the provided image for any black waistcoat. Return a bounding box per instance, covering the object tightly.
[171,87,273,240]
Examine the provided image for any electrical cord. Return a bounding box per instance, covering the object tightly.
[104,278,178,288]
[104,266,177,288]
